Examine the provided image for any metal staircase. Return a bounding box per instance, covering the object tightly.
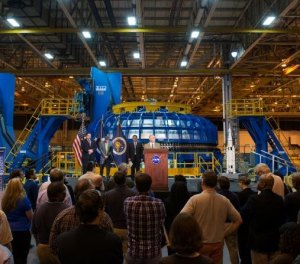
[228,99,297,174]
[5,99,79,173]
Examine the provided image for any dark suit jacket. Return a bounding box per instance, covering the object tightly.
[284,190,300,222]
[127,141,143,161]
[237,188,256,207]
[81,139,96,162]
[241,189,285,253]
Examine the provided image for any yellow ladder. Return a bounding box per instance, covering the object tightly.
[5,100,43,169]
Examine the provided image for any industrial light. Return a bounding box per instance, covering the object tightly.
[231,51,238,58]
[7,18,20,27]
[82,31,92,39]
[180,60,187,67]
[99,61,106,67]
[133,52,140,59]
[44,53,54,60]
[262,16,276,26]
[190,30,200,39]
[127,16,137,26]
[283,64,300,75]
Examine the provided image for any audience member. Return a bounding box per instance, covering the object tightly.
[284,172,300,222]
[237,175,256,264]
[159,213,213,264]
[0,244,14,264]
[49,178,113,255]
[9,169,25,181]
[181,170,242,264]
[32,182,68,263]
[105,171,136,253]
[0,210,13,251]
[164,181,190,232]
[32,182,68,244]
[270,222,300,263]
[274,170,292,196]
[1,178,33,264]
[124,173,166,264]
[57,189,123,264]
[23,168,39,211]
[79,161,104,191]
[64,178,75,205]
[254,163,284,197]
[241,173,285,263]
[36,168,72,208]
[217,176,240,264]
[106,163,134,190]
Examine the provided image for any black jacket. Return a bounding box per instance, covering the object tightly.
[241,189,285,253]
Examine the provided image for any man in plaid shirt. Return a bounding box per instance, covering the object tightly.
[124,173,166,264]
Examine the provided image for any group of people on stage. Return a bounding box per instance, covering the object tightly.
[81,133,161,177]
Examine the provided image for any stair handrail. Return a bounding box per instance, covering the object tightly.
[266,116,297,164]
[251,151,296,174]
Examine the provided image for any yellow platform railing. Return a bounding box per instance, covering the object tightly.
[51,151,222,177]
[227,99,264,117]
[41,99,80,117]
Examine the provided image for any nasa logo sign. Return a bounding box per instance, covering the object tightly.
[112,137,127,155]
[152,155,160,165]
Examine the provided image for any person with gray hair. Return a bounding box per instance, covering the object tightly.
[254,163,284,197]
[241,173,285,263]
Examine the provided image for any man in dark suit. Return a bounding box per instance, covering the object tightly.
[81,133,96,174]
[98,135,113,177]
[127,135,143,180]
[241,173,285,263]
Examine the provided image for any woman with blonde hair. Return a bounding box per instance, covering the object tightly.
[2,177,33,264]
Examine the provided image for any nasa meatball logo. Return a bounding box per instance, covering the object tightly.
[112,137,127,155]
[152,155,160,164]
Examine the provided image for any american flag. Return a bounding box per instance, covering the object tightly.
[72,120,87,167]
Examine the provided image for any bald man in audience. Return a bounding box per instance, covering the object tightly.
[254,163,284,198]
[241,173,285,263]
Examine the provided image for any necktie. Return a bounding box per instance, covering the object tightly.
[134,142,137,155]
[151,143,153,148]
[88,139,91,146]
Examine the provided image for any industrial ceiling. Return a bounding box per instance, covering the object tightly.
[1,0,300,119]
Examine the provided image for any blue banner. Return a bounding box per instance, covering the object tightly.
[112,123,127,166]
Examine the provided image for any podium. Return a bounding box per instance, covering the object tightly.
[144,148,168,191]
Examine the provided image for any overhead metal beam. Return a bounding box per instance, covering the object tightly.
[1,27,300,34]
[4,67,300,77]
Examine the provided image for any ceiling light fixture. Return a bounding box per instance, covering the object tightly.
[262,16,276,26]
[44,53,54,60]
[99,61,107,67]
[231,51,238,58]
[7,18,20,27]
[190,30,200,39]
[133,52,140,59]
[82,31,92,39]
[180,60,187,67]
[127,16,137,26]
